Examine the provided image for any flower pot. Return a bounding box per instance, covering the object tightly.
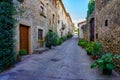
[92,56,97,60]
[87,52,91,55]
[16,55,22,62]
[103,68,112,75]
[48,46,52,49]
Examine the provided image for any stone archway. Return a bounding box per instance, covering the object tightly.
[90,18,95,41]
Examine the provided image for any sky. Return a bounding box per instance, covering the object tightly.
[62,0,89,27]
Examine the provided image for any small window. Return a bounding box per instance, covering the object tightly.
[38,29,43,40]
[40,2,44,12]
[96,33,98,39]
[52,14,55,24]
[105,20,108,26]
[49,19,51,25]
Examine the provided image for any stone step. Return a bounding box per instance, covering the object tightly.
[33,48,49,54]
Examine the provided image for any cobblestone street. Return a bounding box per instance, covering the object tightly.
[0,36,120,80]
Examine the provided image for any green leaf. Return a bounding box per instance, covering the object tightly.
[106,64,114,70]
[91,63,97,68]
[113,54,120,59]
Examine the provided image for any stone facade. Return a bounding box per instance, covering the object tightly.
[46,0,58,33]
[57,0,74,37]
[14,0,49,54]
[14,0,74,54]
[95,0,120,71]
[95,0,120,54]
[78,21,86,39]
[67,13,74,35]
[84,0,120,72]
[82,11,95,42]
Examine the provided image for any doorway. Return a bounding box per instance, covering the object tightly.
[20,24,29,54]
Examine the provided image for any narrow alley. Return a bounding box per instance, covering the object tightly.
[0,36,120,80]
[0,0,120,80]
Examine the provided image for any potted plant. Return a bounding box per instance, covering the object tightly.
[92,42,103,59]
[91,53,120,75]
[17,49,27,61]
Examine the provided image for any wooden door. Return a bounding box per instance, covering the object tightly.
[90,18,95,41]
[20,24,29,54]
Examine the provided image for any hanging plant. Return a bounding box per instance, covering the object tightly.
[17,0,24,3]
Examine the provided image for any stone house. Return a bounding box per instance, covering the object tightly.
[57,0,67,37]
[78,20,86,39]
[14,0,50,54]
[95,0,120,71]
[86,0,120,54]
[14,0,74,54]
[82,9,95,42]
[57,0,74,37]
[95,0,120,54]
[46,0,58,33]
[85,0,120,72]
[66,13,74,35]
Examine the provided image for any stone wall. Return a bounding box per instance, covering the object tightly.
[57,0,74,37]
[14,0,74,54]
[15,0,48,54]
[95,0,120,72]
[47,0,58,33]
[85,11,95,42]
[78,21,86,39]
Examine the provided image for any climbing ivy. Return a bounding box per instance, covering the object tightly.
[0,0,16,72]
[86,0,95,20]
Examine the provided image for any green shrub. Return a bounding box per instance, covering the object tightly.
[0,1,16,72]
[85,42,94,55]
[92,42,103,57]
[67,32,73,39]
[56,38,62,45]
[61,36,67,42]
[78,39,88,48]
[45,31,58,49]
[91,53,120,70]
[19,49,27,56]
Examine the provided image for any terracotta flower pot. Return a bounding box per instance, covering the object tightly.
[92,56,97,60]
[103,68,112,75]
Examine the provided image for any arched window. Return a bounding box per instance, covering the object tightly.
[105,20,108,26]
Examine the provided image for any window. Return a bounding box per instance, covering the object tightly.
[52,0,57,8]
[38,29,43,40]
[52,14,55,24]
[49,18,51,25]
[96,33,98,39]
[40,2,46,18]
[105,20,108,26]
[54,0,57,8]
[57,3,59,9]
[58,15,60,23]
[40,2,44,13]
